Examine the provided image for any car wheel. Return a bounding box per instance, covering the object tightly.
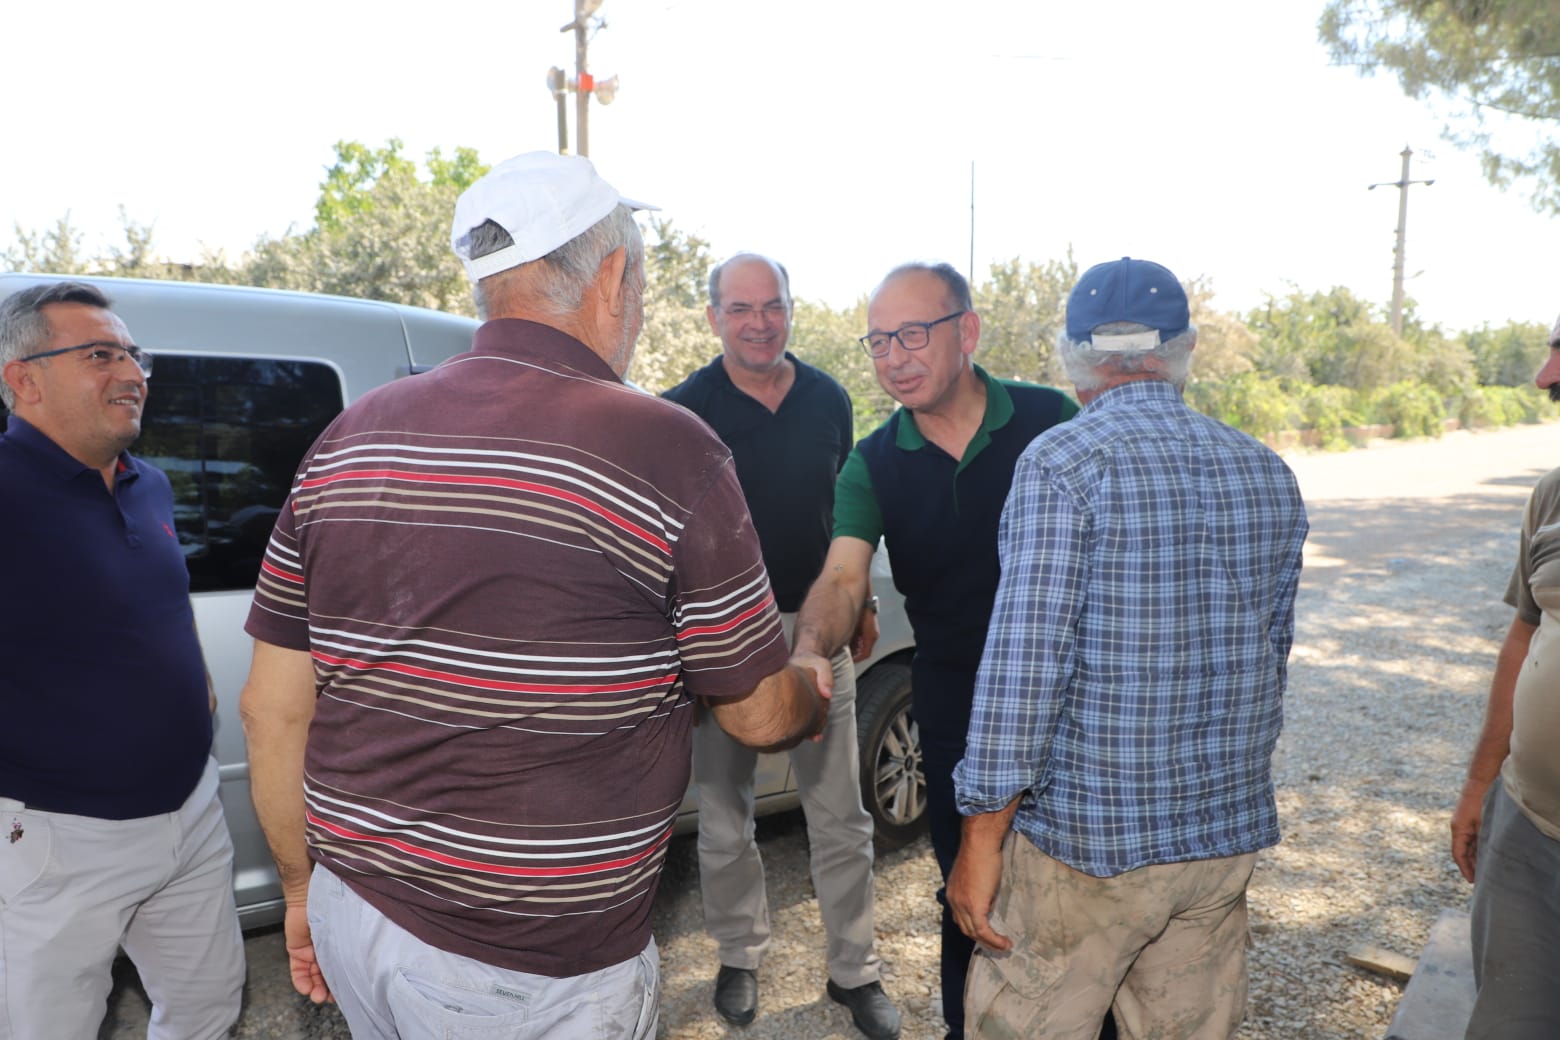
[854,659,926,851]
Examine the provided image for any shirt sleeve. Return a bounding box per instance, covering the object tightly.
[1264,471,1309,691]
[1506,487,1542,624]
[670,458,790,700]
[244,492,313,651]
[954,454,1089,815]
[831,447,883,544]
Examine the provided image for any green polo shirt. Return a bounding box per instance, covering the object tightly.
[833,365,1080,543]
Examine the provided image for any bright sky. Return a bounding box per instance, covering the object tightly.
[6,0,1554,332]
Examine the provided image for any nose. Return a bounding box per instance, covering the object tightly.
[882,333,919,363]
[1535,348,1560,389]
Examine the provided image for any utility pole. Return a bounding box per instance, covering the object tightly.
[1368,146,1434,337]
[571,0,591,157]
[551,0,618,158]
[968,161,975,285]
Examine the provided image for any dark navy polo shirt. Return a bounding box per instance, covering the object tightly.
[839,369,1078,676]
[663,353,853,612]
[0,416,211,819]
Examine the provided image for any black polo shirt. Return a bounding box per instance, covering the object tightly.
[663,353,853,611]
[0,416,211,819]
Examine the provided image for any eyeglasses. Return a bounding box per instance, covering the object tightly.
[721,302,788,321]
[859,311,965,358]
[17,341,153,376]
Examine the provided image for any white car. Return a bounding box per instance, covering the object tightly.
[0,273,927,929]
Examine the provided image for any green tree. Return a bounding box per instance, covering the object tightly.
[241,141,488,314]
[314,140,485,232]
[631,218,716,392]
[1319,0,1560,211]
[790,297,890,440]
[973,254,1077,384]
[1185,275,1256,384]
[1465,319,1549,385]
[3,214,89,274]
[1243,285,1475,393]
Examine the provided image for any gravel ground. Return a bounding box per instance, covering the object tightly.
[103,422,1560,1039]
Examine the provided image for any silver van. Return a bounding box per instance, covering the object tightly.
[0,273,925,930]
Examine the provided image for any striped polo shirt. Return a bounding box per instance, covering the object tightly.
[246,318,788,978]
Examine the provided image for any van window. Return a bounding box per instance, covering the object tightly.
[136,356,345,593]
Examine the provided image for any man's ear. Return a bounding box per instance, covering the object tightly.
[958,309,983,357]
[595,246,630,318]
[2,359,40,408]
[706,304,720,336]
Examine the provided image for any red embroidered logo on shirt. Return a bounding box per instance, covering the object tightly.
[162,522,175,539]
[7,820,22,844]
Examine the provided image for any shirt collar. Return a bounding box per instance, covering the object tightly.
[1081,378,1181,413]
[468,319,623,383]
[2,414,135,483]
[708,351,811,394]
[893,364,1014,452]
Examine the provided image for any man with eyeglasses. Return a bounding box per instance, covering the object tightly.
[1453,313,1560,1039]
[792,261,1077,1040]
[0,281,245,1039]
[662,253,900,1039]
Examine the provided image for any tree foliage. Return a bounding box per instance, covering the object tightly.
[1319,0,1560,211]
[1465,319,1550,385]
[631,218,716,393]
[972,255,1077,385]
[7,136,1555,448]
[240,141,487,315]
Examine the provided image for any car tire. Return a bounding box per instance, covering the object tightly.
[853,658,927,851]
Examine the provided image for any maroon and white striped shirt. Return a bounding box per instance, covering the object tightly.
[246,319,788,977]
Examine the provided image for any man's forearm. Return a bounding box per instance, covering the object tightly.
[794,573,867,659]
[709,664,825,753]
[239,641,319,904]
[1465,615,1534,786]
[961,794,1024,852]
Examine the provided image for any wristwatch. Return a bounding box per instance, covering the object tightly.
[863,595,880,615]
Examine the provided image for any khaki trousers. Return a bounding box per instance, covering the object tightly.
[967,831,1256,1040]
[693,622,881,987]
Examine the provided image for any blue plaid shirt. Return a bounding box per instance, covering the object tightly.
[953,380,1307,877]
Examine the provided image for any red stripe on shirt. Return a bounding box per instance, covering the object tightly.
[301,469,669,552]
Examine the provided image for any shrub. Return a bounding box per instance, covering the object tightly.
[1296,385,1364,449]
[1366,381,1446,439]
[1185,372,1298,438]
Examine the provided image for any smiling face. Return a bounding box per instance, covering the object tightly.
[865,268,977,415]
[10,302,147,471]
[708,256,792,376]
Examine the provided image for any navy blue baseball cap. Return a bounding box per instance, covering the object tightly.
[1065,257,1190,352]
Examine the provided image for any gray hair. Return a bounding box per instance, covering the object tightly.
[1056,321,1197,392]
[878,261,974,313]
[471,204,644,320]
[0,281,112,410]
[708,254,791,310]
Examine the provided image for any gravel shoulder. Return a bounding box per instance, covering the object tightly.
[104,422,1560,1040]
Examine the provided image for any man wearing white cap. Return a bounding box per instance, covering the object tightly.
[948,257,1308,1038]
[1453,313,1560,1039]
[239,152,826,1039]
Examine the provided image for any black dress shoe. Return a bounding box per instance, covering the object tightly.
[826,979,901,1040]
[714,965,758,1026]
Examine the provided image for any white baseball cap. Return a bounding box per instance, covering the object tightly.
[450,151,657,284]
